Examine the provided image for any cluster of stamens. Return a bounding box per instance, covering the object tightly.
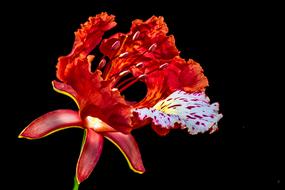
[95,31,169,93]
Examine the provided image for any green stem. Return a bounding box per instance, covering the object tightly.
[73,130,86,190]
[72,177,79,190]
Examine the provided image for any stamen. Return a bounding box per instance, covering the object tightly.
[132,31,140,40]
[109,43,158,79]
[146,63,169,75]
[116,76,136,89]
[111,40,121,50]
[119,70,131,77]
[148,43,157,52]
[119,74,146,93]
[116,62,169,92]
[102,36,129,79]
[107,41,165,82]
[119,52,129,58]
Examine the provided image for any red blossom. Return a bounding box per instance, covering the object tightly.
[19,12,221,186]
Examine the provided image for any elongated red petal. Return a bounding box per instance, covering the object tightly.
[103,132,145,174]
[76,129,104,183]
[19,110,83,139]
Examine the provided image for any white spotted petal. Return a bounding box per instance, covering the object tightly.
[134,90,223,135]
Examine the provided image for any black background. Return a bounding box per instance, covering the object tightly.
[3,0,282,189]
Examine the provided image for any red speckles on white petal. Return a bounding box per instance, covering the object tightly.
[134,90,222,135]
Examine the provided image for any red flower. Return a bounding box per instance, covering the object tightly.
[19,12,222,188]
[19,13,144,185]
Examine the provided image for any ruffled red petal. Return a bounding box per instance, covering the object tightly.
[57,12,116,82]
[131,16,169,37]
[130,16,178,59]
[166,57,209,93]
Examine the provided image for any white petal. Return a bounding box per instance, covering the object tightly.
[134,90,223,135]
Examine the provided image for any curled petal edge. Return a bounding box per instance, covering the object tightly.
[52,80,80,109]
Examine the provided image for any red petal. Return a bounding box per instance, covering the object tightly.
[166,58,209,93]
[130,16,178,59]
[131,16,169,38]
[57,12,116,82]
[73,13,116,57]
[76,129,104,183]
[104,132,145,174]
[99,16,179,80]
[19,110,83,139]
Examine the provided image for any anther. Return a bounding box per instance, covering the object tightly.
[135,62,144,68]
[119,52,129,58]
[98,58,106,69]
[111,40,121,50]
[132,31,140,40]
[119,70,131,77]
[148,43,157,52]
[138,74,146,79]
[159,63,169,69]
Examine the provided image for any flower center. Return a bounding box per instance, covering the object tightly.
[84,116,116,132]
[95,31,169,94]
[116,73,147,102]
